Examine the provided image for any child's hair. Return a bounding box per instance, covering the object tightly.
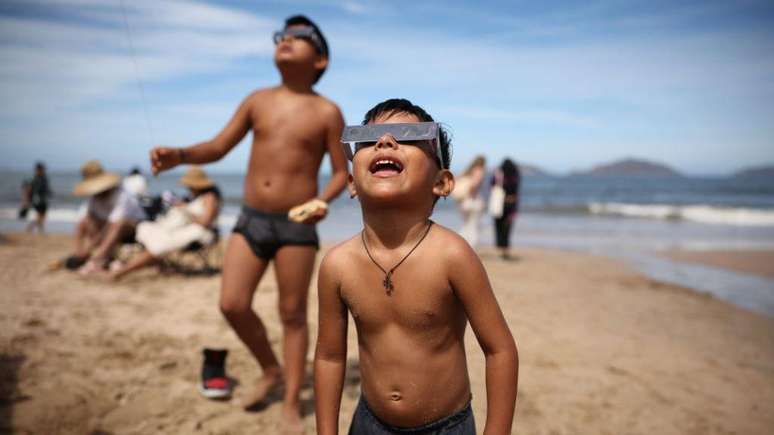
[463,155,486,176]
[284,15,329,84]
[361,98,452,170]
[501,159,518,178]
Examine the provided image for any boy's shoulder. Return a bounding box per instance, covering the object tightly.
[431,223,476,259]
[309,92,343,118]
[247,88,342,119]
[321,224,478,275]
[249,86,339,105]
[247,87,274,99]
[320,234,361,273]
[428,223,479,267]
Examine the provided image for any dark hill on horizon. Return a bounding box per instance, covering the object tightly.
[517,162,551,177]
[572,158,681,177]
[734,165,774,179]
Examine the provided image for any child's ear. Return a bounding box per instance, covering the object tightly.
[432,170,454,198]
[347,172,358,199]
[314,56,329,72]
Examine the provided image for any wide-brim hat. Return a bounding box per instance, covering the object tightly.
[73,160,121,197]
[179,166,215,189]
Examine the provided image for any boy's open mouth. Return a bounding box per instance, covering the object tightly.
[369,157,404,177]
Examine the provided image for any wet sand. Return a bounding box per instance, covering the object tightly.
[664,249,774,278]
[1,233,773,434]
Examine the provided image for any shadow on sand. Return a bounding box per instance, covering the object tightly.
[0,353,26,432]
[243,358,363,419]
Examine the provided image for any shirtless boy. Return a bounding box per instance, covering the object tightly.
[149,15,348,428]
[314,99,519,434]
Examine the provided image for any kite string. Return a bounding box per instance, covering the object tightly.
[119,0,155,147]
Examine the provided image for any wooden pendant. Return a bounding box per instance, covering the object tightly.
[383,272,394,295]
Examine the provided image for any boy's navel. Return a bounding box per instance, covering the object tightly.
[389,391,402,401]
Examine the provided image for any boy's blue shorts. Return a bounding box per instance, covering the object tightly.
[348,395,475,435]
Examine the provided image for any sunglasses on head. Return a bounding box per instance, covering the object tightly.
[273,26,324,54]
[340,122,447,169]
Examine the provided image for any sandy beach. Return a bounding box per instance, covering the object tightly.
[664,249,774,279]
[2,232,773,435]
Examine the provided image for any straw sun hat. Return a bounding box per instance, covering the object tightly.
[179,166,215,190]
[73,160,121,197]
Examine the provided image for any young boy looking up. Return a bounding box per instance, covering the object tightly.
[150,15,348,429]
[314,99,519,435]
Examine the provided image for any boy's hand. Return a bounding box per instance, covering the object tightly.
[288,198,328,224]
[150,147,183,175]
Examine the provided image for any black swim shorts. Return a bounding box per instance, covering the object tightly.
[348,395,475,435]
[32,201,47,215]
[232,205,319,260]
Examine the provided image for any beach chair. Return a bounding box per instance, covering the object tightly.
[161,227,223,275]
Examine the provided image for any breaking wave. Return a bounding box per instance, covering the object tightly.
[588,203,774,226]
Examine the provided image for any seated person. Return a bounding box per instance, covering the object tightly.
[68,160,147,275]
[108,166,221,280]
[123,166,149,198]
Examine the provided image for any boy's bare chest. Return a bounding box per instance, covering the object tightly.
[250,98,326,145]
[340,266,460,330]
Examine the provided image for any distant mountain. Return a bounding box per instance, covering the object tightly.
[517,163,551,177]
[573,158,681,177]
[734,165,774,179]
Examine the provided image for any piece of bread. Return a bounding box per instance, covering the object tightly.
[288,199,328,223]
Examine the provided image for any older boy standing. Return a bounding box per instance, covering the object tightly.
[150,15,348,430]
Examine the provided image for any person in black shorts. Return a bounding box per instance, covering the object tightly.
[149,15,348,432]
[26,162,52,234]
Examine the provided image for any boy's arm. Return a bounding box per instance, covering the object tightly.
[317,104,348,204]
[314,251,349,435]
[448,239,518,435]
[150,94,254,175]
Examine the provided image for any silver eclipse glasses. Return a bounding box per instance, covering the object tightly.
[340,122,446,169]
[273,26,324,55]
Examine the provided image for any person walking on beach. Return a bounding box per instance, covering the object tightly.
[490,159,521,260]
[315,99,518,434]
[452,155,486,247]
[18,179,31,220]
[149,15,347,432]
[25,162,52,234]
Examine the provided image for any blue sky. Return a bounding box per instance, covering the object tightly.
[1,0,773,175]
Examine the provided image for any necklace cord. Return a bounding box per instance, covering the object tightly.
[361,220,434,291]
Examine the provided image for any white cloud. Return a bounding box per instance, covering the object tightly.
[340,1,367,14]
[0,0,275,116]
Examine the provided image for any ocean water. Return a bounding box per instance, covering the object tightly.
[2,170,774,315]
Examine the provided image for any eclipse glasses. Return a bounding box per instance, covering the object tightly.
[273,26,325,55]
[340,122,447,169]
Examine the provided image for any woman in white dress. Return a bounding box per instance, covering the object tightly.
[109,166,221,280]
[452,155,486,247]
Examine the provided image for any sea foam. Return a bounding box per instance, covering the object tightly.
[589,202,774,226]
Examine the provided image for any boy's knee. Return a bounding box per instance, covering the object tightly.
[219,298,250,319]
[279,305,307,327]
[75,217,92,235]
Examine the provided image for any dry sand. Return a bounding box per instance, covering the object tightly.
[1,233,773,434]
[664,249,774,278]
